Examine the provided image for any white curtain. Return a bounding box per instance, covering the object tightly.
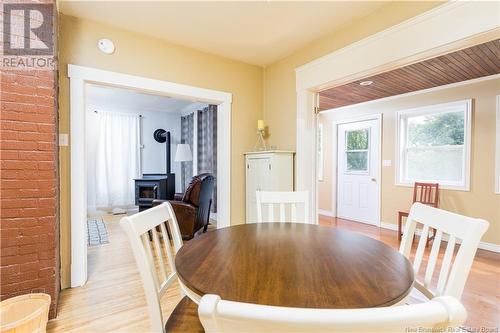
[87,111,141,212]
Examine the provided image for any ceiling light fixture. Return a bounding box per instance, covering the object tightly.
[359,80,373,86]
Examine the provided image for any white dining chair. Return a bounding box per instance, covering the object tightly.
[120,202,201,333]
[198,294,466,333]
[400,203,489,301]
[256,190,311,223]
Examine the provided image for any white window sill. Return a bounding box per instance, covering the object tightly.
[396,182,470,192]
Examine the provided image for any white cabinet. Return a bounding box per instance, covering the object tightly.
[245,151,294,223]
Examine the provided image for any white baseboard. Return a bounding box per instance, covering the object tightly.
[380,222,398,231]
[380,222,500,253]
[318,209,334,217]
[476,242,500,253]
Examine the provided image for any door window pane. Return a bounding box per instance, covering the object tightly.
[346,129,369,150]
[345,128,369,173]
[346,151,368,171]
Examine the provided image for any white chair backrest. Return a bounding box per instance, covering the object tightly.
[256,191,310,223]
[400,203,489,300]
[120,202,183,333]
[198,294,466,333]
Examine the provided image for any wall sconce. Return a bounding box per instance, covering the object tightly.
[254,119,267,151]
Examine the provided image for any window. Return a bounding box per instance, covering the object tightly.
[397,100,471,190]
[345,128,369,173]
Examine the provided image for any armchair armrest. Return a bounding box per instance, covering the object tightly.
[151,200,199,240]
[152,199,167,207]
[169,201,197,240]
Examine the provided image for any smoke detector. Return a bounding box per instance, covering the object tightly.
[98,39,115,55]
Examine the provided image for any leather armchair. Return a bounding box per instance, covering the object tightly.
[153,173,215,240]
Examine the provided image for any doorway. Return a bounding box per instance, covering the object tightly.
[336,118,380,225]
[68,65,232,287]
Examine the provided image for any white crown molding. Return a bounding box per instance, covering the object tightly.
[85,102,186,115]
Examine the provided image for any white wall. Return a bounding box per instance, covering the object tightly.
[86,105,184,192]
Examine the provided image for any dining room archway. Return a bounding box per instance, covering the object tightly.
[294,1,499,224]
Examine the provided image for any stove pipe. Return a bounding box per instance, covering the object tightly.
[165,131,171,174]
[153,129,172,175]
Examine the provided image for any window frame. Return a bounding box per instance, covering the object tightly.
[396,99,472,191]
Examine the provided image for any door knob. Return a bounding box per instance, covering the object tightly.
[371,178,376,182]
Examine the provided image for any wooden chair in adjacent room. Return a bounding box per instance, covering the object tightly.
[120,202,203,333]
[398,182,439,244]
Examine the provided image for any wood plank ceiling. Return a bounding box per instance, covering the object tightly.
[318,39,500,110]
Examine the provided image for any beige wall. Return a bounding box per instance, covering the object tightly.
[58,14,263,288]
[262,1,442,151]
[318,78,500,245]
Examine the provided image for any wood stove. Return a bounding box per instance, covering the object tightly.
[134,174,175,211]
[134,129,176,211]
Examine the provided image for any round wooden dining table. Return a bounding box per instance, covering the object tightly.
[175,223,414,309]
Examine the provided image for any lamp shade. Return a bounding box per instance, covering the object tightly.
[175,144,192,162]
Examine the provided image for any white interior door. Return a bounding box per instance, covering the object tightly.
[337,119,380,225]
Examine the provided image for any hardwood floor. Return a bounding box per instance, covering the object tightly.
[48,215,499,332]
[47,214,184,332]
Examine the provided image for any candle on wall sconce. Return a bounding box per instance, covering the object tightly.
[257,119,265,131]
[254,119,267,151]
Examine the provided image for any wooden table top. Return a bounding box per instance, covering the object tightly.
[175,223,414,309]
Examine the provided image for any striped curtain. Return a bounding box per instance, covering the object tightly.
[197,105,217,212]
[180,113,194,192]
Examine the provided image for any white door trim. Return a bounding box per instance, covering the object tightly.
[496,95,500,194]
[295,1,499,223]
[68,64,232,287]
[331,114,382,226]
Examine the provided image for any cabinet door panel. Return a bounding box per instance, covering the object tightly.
[246,159,261,198]
[246,158,263,223]
[259,158,273,191]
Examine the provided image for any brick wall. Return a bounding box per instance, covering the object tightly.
[1,1,59,318]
